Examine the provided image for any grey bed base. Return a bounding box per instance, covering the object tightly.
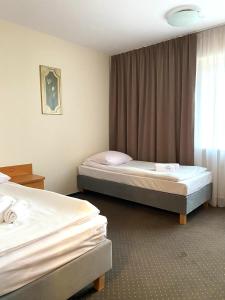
[77,175,212,225]
[1,239,112,300]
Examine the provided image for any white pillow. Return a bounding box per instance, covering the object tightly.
[85,151,133,166]
[0,172,11,184]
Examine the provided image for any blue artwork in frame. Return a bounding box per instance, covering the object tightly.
[40,65,62,115]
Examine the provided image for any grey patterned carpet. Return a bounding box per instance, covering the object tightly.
[70,192,225,300]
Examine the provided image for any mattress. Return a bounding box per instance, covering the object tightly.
[82,160,207,182]
[0,182,107,296]
[0,215,107,297]
[79,163,212,196]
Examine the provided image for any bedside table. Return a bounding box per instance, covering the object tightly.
[0,164,45,190]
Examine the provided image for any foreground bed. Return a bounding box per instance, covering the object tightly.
[0,239,112,300]
[78,158,212,225]
[0,182,112,299]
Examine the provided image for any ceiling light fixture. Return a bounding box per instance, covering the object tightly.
[166,5,202,27]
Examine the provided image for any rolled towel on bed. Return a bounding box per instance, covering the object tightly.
[3,207,17,224]
[155,163,180,172]
[0,195,17,224]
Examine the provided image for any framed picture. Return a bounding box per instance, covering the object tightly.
[40,65,62,115]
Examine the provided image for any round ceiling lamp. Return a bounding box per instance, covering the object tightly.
[166,5,202,27]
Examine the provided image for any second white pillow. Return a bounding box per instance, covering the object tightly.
[84,151,133,166]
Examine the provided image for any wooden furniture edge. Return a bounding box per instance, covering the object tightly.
[0,164,32,177]
[11,174,45,185]
[203,201,209,208]
[0,164,45,189]
[94,275,105,291]
[179,214,187,225]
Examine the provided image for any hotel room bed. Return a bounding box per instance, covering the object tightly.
[78,159,212,225]
[0,182,112,299]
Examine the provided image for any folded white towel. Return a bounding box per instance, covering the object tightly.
[0,172,11,184]
[0,195,17,224]
[3,207,17,224]
[155,163,180,173]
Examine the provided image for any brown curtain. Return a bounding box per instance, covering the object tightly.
[109,34,197,165]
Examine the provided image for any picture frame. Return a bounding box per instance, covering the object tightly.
[40,65,62,115]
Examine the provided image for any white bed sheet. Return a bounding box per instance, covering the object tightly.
[82,160,207,182]
[0,215,107,296]
[0,182,99,255]
[79,165,212,196]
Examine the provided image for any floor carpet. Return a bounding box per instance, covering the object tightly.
[70,192,225,300]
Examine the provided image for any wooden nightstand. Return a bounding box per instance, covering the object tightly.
[0,164,45,189]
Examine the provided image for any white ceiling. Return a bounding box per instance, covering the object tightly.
[0,0,225,55]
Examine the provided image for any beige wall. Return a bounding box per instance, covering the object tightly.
[0,20,109,195]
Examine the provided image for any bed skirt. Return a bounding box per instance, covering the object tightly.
[77,175,212,215]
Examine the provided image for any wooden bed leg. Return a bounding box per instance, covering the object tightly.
[179,214,187,225]
[94,275,105,291]
[203,201,209,208]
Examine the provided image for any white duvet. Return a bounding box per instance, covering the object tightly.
[0,182,99,256]
[0,215,107,296]
[83,160,207,182]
